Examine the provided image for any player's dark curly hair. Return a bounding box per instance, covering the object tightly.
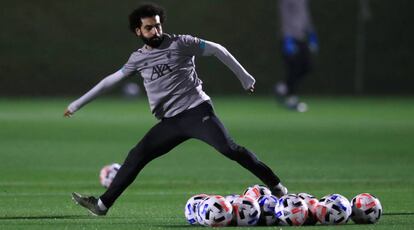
[129,3,166,34]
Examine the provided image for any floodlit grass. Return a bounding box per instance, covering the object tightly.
[0,96,413,229]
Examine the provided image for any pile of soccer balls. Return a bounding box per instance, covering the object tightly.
[184,184,382,227]
[98,165,382,227]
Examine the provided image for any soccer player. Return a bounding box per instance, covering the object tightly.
[274,0,318,112]
[65,4,287,216]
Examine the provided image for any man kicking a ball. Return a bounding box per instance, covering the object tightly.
[65,3,287,216]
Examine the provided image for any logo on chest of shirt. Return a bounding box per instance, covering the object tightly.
[150,64,173,81]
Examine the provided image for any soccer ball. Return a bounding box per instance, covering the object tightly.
[184,194,208,225]
[315,194,352,225]
[297,192,319,225]
[224,194,241,205]
[257,194,278,226]
[99,163,121,188]
[350,193,382,224]
[196,195,233,227]
[194,196,209,226]
[232,195,261,226]
[275,194,308,226]
[243,184,272,200]
[194,195,211,225]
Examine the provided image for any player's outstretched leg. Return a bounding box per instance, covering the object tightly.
[72,119,187,215]
[99,118,188,210]
[186,104,288,197]
[72,192,107,216]
[220,141,288,198]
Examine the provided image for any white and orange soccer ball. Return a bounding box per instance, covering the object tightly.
[275,194,308,226]
[196,195,233,227]
[99,163,121,188]
[351,193,382,224]
[297,192,319,225]
[315,194,352,225]
[184,194,209,225]
[232,195,261,226]
[243,184,272,200]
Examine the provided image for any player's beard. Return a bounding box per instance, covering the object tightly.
[141,34,164,48]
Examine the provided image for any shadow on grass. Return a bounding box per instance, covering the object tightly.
[383,212,414,216]
[0,215,90,220]
[154,225,201,228]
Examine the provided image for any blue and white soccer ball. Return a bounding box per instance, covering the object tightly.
[232,195,261,226]
[257,194,278,226]
[99,163,121,188]
[315,194,352,225]
[243,184,272,200]
[196,195,233,227]
[275,194,309,226]
[224,194,241,205]
[350,193,382,224]
[184,194,208,225]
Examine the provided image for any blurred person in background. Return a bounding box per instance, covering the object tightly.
[274,0,318,112]
[65,3,287,216]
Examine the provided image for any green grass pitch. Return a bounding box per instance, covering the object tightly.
[0,96,413,229]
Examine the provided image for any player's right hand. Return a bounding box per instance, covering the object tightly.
[248,85,255,94]
[64,108,73,118]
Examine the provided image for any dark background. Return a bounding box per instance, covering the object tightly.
[1,0,413,96]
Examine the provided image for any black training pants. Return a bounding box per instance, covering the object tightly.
[100,102,281,208]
